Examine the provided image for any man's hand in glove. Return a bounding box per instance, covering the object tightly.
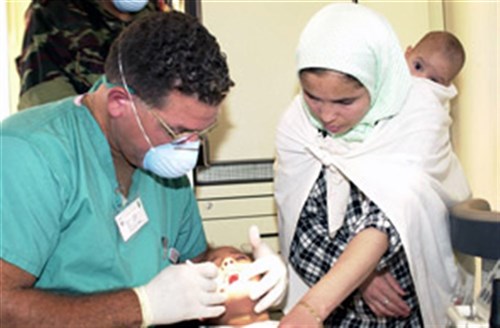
[241,225,287,313]
[133,261,226,326]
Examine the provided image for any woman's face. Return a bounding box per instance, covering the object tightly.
[300,70,371,135]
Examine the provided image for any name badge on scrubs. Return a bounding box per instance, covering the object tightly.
[114,198,149,242]
[168,248,180,264]
[161,237,180,263]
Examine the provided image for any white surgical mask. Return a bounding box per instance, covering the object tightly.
[112,0,148,13]
[143,140,200,178]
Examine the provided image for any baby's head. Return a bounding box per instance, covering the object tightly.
[203,245,269,326]
[405,31,465,86]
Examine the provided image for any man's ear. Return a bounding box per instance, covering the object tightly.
[107,87,131,118]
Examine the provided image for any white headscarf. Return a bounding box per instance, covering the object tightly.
[275,3,471,326]
[296,3,411,142]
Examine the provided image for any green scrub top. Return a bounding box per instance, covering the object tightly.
[0,96,207,294]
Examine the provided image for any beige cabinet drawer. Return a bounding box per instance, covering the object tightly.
[203,216,279,253]
[196,182,273,199]
[198,197,276,219]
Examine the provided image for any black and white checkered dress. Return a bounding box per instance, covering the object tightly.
[289,168,423,327]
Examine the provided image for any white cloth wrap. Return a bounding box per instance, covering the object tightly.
[275,78,469,326]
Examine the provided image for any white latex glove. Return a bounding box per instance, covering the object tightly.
[133,261,226,326]
[242,225,287,313]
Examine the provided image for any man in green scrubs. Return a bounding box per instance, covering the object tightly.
[1,11,286,327]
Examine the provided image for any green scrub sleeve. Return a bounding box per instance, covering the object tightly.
[1,136,65,276]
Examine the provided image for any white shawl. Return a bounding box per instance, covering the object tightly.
[275,77,469,326]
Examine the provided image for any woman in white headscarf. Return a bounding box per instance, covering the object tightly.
[275,3,470,327]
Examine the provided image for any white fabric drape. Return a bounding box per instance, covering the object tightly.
[275,77,469,326]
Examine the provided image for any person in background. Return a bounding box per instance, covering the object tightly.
[274,3,470,327]
[405,30,465,87]
[1,11,286,327]
[16,0,169,110]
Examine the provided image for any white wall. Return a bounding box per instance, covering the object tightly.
[445,1,499,211]
[3,1,29,120]
[202,1,331,162]
[362,0,444,41]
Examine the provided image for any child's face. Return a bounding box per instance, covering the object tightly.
[207,246,255,295]
[405,44,457,86]
[206,246,252,268]
[206,246,269,325]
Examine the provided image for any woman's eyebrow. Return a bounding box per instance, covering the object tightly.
[303,90,320,100]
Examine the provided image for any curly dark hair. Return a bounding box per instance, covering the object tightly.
[105,11,234,108]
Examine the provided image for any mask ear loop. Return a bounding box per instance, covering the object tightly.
[118,50,154,149]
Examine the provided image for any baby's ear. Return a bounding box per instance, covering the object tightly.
[404,46,413,58]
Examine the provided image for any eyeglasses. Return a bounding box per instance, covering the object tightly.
[149,110,217,144]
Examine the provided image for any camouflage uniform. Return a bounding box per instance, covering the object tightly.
[16,0,165,110]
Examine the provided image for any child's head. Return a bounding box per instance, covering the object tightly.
[204,245,253,269]
[405,31,465,86]
[202,246,270,326]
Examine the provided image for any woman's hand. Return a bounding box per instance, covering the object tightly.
[359,270,410,317]
[278,302,322,328]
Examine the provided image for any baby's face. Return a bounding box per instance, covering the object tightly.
[405,44,457,86]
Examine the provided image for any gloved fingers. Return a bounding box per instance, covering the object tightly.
[247,263,280,300]
[248,225,275,258]
[253,279,286,313]
[241,250,286,279]
[241,254,286,284]
[197,304,226,320]
[185,262,220,292]
[199,289,227,306]
[191,261,219,278]
[244,255,287,310]
[248,225,261,248]
[239,262,264,282]
[195,276,219,293]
